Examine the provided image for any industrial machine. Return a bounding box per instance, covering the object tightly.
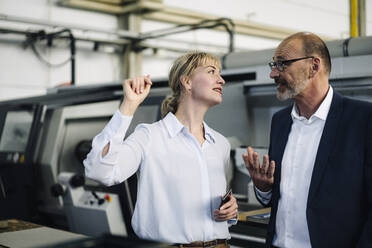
[0,84,158,235]
[0,103,43,222]
[51,172,127,236]
[1,36,372,247]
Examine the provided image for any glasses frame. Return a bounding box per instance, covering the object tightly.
[268,56,314,72]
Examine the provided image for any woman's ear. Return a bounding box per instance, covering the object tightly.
[180,75,191,91]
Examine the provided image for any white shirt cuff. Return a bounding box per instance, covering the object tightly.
[254,186,272,205]
[227,213,238,225]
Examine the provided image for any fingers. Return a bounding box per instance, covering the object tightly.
[247,146,254,167]
[243,147,272,175]
[143,75,152,92]
[120,75,152,115]
[133,77,140,94]
[122,78,134,94]
[214,208,237,220]
[136,77,143,94]
[252,150,259,171]
[144,74,152,85]
[242,153,252,174]
[243,146,255,172]
[125,75,152,94]
[267,160,275,178]
[219,193,232,210]
[214,196,238,221]
[262,155,269,174]
[247,146,261,173]
[214,210,237,221]
[242,147,275,192]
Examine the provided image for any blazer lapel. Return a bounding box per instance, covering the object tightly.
[307,91,343,205]
[275,114,293,170]
[272,107,293,190]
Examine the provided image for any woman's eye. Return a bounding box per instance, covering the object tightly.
[208,70,215,74]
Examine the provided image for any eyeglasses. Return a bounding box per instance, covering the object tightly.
[268,56,314,72]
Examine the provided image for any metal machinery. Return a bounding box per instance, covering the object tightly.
[0,36,372,247]
[51,172,127,236]
[0,82,168,237]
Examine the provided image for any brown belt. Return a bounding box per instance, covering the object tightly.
[175,239,228,247]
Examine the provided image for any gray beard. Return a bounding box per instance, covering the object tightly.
[277,78,309,101]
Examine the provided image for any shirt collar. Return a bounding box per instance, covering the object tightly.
[203,122,216,143]
[163,112,216,143]
[291,86,333,122]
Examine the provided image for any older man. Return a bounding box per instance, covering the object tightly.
[243,32,372,248]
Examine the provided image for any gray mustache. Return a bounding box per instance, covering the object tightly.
[275,78,287,85]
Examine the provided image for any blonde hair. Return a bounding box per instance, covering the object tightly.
[161,51,221,117]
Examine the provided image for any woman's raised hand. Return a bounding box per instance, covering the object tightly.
[119,75,152,116]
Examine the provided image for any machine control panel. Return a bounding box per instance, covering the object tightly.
[79,191,115,209]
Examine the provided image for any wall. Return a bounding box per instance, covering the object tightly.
[143,0,371,81]
[0,0,120,100]
[1,0,372,100]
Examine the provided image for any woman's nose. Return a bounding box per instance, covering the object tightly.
[217,74,225,85]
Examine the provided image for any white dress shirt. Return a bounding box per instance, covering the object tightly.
[84,111,234,243]
[256,86,333,248]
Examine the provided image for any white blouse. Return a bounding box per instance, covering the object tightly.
[84,110,234,243]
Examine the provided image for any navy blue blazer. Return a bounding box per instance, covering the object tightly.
[264,91,372,248]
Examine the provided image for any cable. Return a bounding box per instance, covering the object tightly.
[140,18,235,53]
[24,29,76,85]
[30,42,71,67]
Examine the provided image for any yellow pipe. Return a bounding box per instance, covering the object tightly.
[350,0,359,37]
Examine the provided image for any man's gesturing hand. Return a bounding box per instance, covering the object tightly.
[242,146,275,192]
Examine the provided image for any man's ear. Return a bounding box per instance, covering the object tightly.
[310,57,320,77]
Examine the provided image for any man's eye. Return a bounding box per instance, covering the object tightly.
[208,70,215,74]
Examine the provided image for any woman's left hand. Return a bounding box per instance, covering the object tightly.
[213,195,238,221]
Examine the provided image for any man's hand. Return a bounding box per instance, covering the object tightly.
[242,146,275,192]
[119,75,152,116]
[213,194,238,221]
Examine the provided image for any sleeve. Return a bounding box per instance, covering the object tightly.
[228,214,238,226]
[224,139,232,183]
[253,113,277,207]
[254,186,272,205]
[357,113,372,247]
[223,140,238,225]
[84,110,150,186]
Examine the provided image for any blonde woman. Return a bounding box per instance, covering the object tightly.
[84,52,238,247]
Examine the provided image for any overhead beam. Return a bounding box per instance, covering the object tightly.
[89,0,135,4]
[58,0,164,14]
[143,9,296,40]
[58,0,336,41]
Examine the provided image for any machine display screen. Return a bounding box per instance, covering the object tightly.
[0,110,34,153]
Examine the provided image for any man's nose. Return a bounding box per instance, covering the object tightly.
[270,68,279,79]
